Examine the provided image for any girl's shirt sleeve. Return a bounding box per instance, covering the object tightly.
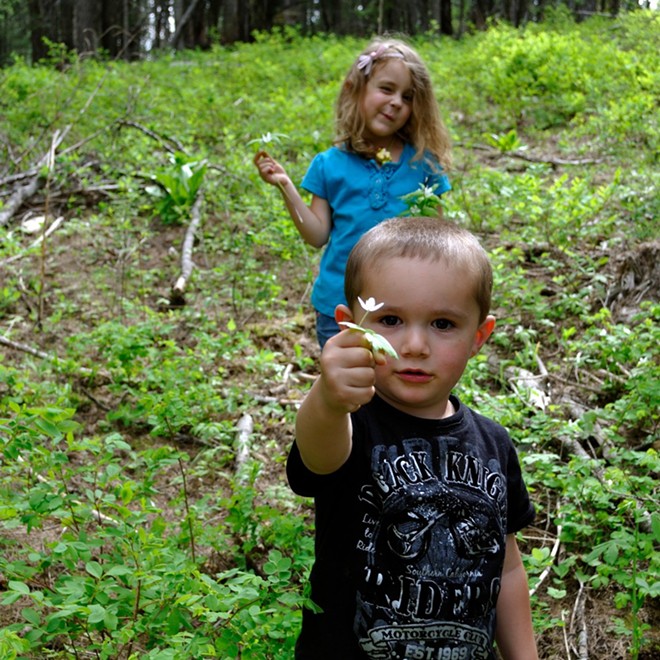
[301,152,329,199]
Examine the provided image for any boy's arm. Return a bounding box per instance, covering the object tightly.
[295,328,378,475]
[495,534,539,660]
[254,151,331,247]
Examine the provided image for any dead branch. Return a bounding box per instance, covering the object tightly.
[0,216,65,267]
[0,168,39,188]
[0,177,44,227]
[0,129,67,227]
[0,334,108,380]
[234,414,253,481]
[1,334,54,362]
[16,451,118,525]
[569,581,589,660]
[508,150,604,167]
[529,523,562,597]
[504,365,550,410]
[117,119,185,154]
[547,372,604,396]
[249,393,303,407]
[170,196,203,306]
[463,143,604,167]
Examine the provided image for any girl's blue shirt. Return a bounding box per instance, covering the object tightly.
[301,143,451,317]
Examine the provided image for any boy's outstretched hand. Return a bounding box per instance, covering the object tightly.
[318,328,382,414]
[295,327,385,475]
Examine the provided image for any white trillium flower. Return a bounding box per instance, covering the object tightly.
[339,296,398,359]
[358,296,384,313]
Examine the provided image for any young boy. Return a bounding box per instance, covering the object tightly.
[287,217,538,659]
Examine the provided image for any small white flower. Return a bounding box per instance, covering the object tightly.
[339,296,398,359]
[358,296,384,313]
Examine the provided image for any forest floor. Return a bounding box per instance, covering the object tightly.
[1,138,658,658]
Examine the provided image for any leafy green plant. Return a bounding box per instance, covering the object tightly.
[146,152,207,224]
[484,129,525,153]
[0,403,309,658]
[399,182,444,217]
[1,19,659,657]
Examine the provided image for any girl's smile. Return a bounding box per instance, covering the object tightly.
[361,59,413,149]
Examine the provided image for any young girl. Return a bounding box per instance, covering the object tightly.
[254,37,452,348]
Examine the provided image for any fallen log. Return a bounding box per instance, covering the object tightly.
[0,177,44,227]
[170,196,203,306]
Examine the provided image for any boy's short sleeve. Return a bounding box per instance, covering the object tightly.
[506,445,535,533]
[286,439,354,497]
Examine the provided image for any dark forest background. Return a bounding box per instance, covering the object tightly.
[0,0,654,66]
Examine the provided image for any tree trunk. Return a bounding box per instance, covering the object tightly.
[439,0,453,35]
[58,0,75,50]
[28,0,50,62]
[222,0,240,43]
[319,0,342,34]
[74,0,101,54]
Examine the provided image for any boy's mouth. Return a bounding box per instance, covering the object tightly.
[396,369,432,384]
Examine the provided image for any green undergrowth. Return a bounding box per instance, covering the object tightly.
[1,11,659,659]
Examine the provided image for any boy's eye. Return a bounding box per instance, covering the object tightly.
[379,315,400,327]
[432,319,454,330]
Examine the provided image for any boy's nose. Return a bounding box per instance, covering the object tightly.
[400,326,429,357]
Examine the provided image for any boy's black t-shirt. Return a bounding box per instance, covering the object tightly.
[287,394,535,660]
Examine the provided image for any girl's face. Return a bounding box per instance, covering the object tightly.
[361,59,413,146]
[352,257,495,419]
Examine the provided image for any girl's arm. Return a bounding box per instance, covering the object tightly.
[495,535,539,660]
[254,151,331,247]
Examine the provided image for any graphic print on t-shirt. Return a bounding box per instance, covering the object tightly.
[354,435,507,659]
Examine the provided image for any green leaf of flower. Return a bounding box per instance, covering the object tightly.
[338,323,399,359]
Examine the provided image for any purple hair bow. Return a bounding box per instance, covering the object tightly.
[357,44,402,76]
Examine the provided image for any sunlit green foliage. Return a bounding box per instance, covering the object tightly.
[0,12,658,658]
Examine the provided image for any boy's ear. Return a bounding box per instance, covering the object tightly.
[470,315,496,357]
[334,304,354,325]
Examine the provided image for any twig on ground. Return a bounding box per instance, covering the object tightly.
[461,142,604,167]
[282,363,294,385]
[117,119,185,154]
[16,455,119,527]
[249,393,303,407]
[529,522,562,597]
[0,334,108,379]
[570,581,588,660]
[504,365,550,410]
[170,196,203,306]
[0,216,65,266]
[235,414,254,482]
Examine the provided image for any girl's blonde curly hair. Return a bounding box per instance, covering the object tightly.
[335,37,452,171]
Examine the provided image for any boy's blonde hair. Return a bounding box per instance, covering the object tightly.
[335,38,452,171]
[345,217,492,323]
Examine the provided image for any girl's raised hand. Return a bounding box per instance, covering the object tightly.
[254,150,288,186]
